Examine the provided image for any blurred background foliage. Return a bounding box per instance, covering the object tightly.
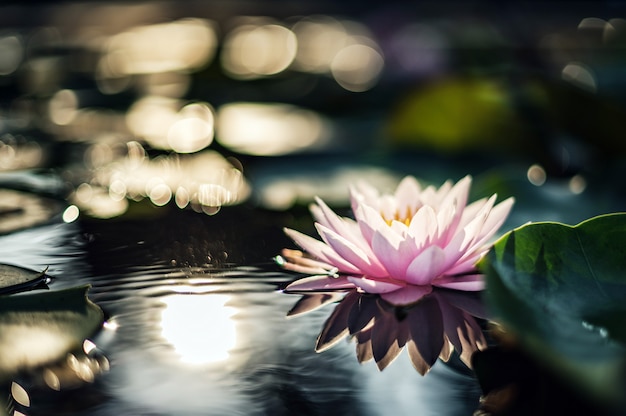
[2,1,626,316]
[0,1,625,219]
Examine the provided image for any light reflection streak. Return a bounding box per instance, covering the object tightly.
[70,183,129,219]
[74,142,249,217]
[160,294,237,364]
[0,135,43,171]
[65,16,216,104]
[126,97,215,152]
[216,102,330,156]
[103,18,217,75]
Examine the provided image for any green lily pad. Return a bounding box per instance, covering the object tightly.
[0,285,104,381]
[480,213,626,409]
[0,264,49,295]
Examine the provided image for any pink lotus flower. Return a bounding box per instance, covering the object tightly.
[279,175,513,305]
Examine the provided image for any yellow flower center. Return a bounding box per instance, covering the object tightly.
[383,208,414,227]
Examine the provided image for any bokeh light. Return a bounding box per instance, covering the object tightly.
[569,174,587,194]
[0,135,44,171]
[48,89,79,126]
[33,350,110,392]
[167,102,215,153]
[562,62,597,92]
[222,21,297,79]
[527,164,547,186]
[126,97,215,152]
[331,43,384,92]
[216,102,330,155]
[291,16,384,91]
[291,16,348,73]
[91,17,217,98]
[62,205,80,223]
[70,183,129,219]
[126,96,181,149]
[72,141,250,218]
[102,18,217,76]
[0,35,23,76]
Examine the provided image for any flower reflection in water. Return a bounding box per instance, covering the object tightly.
[287,288,487,375]
[159,294,237,365]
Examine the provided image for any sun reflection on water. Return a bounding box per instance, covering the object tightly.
[159,294,237,365]
[101,18,217,76]
[126,96,217,152]
[216,102,330,156]
[69,142,249,218]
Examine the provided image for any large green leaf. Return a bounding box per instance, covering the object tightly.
[0,285,104,381]
[480,213,626,409]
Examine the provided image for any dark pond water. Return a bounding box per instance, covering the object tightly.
[1,166,623,415]
[0,203,485,416]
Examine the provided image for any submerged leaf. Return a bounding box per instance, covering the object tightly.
[480,213,626,410]
[0,285,104,380]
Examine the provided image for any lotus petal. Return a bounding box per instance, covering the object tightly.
[285,275,354,292]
